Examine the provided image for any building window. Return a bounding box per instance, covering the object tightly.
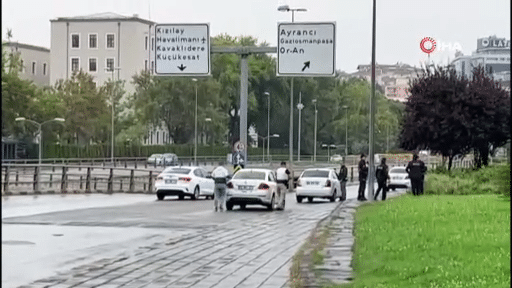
[151,37,154,51]
[151,61,154,73]
[145,60,148,71]
[156,132,159,144]
[145,36,148,50]
[71,57,80,72]
[19,59,24,73]
[89,58,97,72]
[106,58,114,72]
[71,33,80,49]
[163,132,166,144]
[32,61,36,75]
[106,34,115,49]
[150,132,153,145]
[89,34,98,49]
[43,63,47,75]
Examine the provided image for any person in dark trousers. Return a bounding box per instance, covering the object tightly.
[338,162,348,201]
[406,154,427,195]
[374,157,390,200]
[357,154,368,201]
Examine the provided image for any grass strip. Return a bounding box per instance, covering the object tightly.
[334,194,510,288]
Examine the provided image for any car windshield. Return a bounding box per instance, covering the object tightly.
[233,171,266,180]
[163,154,175,157]
[163,168,190,174]
[390,167,407,174]
[302,170,330,178]
[150,154,162,158]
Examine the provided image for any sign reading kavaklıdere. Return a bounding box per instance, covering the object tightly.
[155,23,210,76]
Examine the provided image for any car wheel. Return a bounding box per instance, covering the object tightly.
[226,202,233,211]
[308,197,314,203]
[157,193,164,201]
[192,186,200,200]
[267,195,275,211]
[330,190,336,202]
[392,188,396,191]
[178,195,184,200]
[240,204,246,210]
[296,196,303,203]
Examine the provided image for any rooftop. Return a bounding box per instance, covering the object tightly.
[51,12,155,25]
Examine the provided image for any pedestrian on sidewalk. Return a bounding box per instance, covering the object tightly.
[276,161,291,190]
[374,157,390,200]
[406,154,427,196]
[358,154,368,201]
[211,162,230,211]
[338,161,348,201]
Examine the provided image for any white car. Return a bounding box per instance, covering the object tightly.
[154,166,214,200]
[296,168,342,203]
[147,154,162,165]
[226,169,285,211]
[330,154,343,162]
[388,166,410,190]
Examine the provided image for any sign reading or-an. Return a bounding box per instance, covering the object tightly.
[277,22,336,77]
[155,23,210,76]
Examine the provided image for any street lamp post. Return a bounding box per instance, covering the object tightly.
[312,99,318,162]
[260,134,280,162]
[264,92,270,162]
[105,66,121,163]
[15,117,65,165]
[192,78,198,165]
[278,4,307,164]
[342,105,349,156]
[297,92,304,161]
[205,118,212,145]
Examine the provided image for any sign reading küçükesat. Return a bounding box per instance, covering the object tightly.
[155,23,210,76]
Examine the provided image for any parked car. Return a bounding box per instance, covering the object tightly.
[387,166,410,190]
[154,166,214,200]
[147,154,162,165]
[157,153,179,166]
[330,154,343,162]
[226,168,285,211]
[296,168,342,203]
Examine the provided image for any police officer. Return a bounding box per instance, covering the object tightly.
[406,154,427,195]
[374,157,390,200]
[211,161,230,211]
[276,161,291,190]
[358,154,368,201]
[338,162,348,201]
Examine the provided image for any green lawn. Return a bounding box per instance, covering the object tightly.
[337,194,510,288]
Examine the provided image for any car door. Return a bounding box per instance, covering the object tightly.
[200,168,214,194]
[330,171,340,197]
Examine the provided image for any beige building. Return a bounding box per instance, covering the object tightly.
[350,63,423,102]
[50,12,156,92]
[4,42,50,87]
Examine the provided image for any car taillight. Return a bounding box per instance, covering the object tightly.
[258,183,270,190]
[226,182,234,189]
[179,177,191,182]
[325,180,331,187]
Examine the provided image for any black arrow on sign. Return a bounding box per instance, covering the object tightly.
[178,64,187,71]
[302,61,310,72]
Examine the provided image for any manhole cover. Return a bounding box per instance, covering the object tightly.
[2,240,36,245]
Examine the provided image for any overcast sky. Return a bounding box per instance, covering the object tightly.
[2,0,510,72]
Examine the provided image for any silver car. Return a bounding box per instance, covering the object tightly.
[226,169,285,211]
[296,168,342,203]
[388,166,410,190]
[147,153,162,165]
[157,153,179,166]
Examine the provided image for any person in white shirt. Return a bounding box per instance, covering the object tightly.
[276,161,291,190]
[211,162,230,212]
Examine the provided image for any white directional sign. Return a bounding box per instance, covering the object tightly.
[155,23,210,76]
[277,22,336,77]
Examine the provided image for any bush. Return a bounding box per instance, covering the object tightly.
[425,164,509,196]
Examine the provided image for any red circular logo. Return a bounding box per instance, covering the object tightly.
[420,37,436,54]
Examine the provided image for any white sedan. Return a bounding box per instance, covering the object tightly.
[388,166,410,190]
[226,169,285,211]
[154,166,214,200]
[296,168,342,203]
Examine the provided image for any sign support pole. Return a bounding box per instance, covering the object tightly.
[240,54,249,165]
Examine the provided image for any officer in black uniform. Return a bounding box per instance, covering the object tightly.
[357,154,368,201]
[374,157,390,200]
[406,154,427,195]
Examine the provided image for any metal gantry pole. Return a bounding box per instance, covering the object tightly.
[289,79,294,163]
[313,99,317,162]
[194,83,198,165]
[297,92,303,161]
[111,69,115,163]
[368,0,377,201]
[240,54,249,164]
[267,93,270,162]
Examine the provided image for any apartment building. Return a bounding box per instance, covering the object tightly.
[3,42,50,87]
[50,12,156,92]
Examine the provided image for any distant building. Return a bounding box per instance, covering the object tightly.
[347,63,423,102]
[3,42,50,87]
[50,12,156,93]
[451,35,510,90]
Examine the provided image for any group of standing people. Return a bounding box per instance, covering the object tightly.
[347,153,427,201]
